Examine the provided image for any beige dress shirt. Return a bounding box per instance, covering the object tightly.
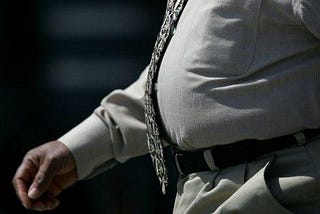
[59,0,320,180]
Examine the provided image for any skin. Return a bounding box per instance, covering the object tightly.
[12,140,78,211]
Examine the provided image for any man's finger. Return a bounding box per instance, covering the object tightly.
[54,169,78,190]
[30,193,60,211]
[12,178,32,209]
[12,160,36,209]
[46,180,63,197]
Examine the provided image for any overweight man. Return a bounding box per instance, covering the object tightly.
[13,0,320,213]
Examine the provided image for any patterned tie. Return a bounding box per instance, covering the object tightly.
[145,0,187,194]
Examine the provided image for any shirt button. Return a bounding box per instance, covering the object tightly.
[172,27,177,35]
[154,83,159,91]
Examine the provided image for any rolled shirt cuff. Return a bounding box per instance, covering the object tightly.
[58,114,115,180]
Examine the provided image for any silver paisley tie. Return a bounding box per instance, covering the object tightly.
[145,0,187,194]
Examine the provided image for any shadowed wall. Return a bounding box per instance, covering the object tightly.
[0,0,178,213]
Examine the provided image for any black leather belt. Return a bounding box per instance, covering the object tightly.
[172,128,320,175]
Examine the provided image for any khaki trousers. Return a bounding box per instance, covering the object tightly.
[173,135,320,214]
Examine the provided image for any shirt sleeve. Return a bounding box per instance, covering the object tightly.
[58,66,149,180]
[296,0,320,39]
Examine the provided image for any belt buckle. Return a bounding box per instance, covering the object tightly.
[174,153,185,175]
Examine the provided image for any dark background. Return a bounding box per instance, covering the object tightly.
[0,0,179,213]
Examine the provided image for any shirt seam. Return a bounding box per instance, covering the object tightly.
[245,0,264,74]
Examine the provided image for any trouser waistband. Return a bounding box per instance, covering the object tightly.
[172,128,320,175]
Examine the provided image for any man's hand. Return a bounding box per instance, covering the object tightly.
[12,140,78,211]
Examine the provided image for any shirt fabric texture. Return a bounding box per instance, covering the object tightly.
[59,0,320,189]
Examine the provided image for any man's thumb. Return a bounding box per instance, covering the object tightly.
[27,157,61,199]
[27,175,49,199]
[28,186,41,199]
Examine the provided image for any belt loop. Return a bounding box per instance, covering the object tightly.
[171,146,185,175]
[203,149,219,171]
[174,154,184,175]
[294,132,307,146]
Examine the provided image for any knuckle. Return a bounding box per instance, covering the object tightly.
[11,177,17,185]
[47,156,62,172]
[24,151,39,166]
[47,155,58,163]
[46,152,59,162]
[25,149,37,158]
